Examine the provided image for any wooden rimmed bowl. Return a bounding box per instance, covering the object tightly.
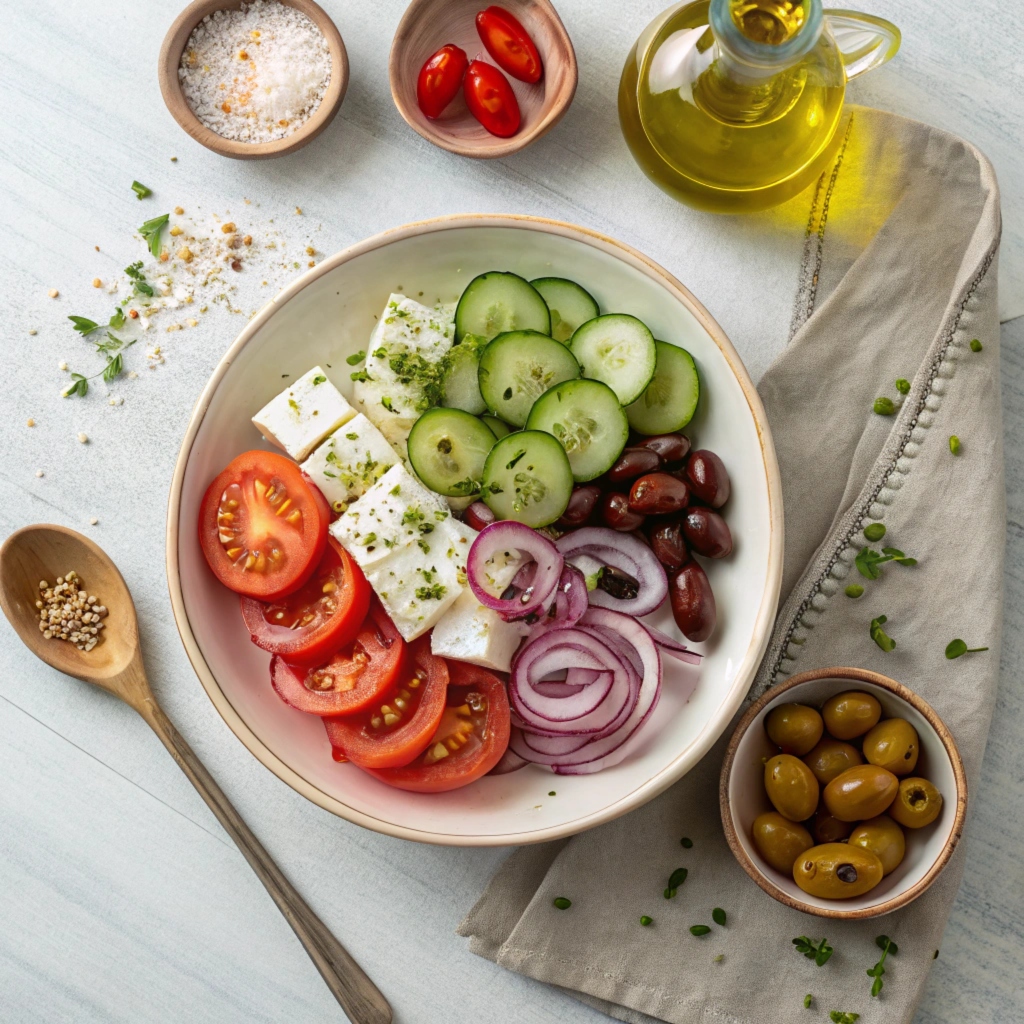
[389,0,577,159]
[720,667,967,919]
[158,0,349,160]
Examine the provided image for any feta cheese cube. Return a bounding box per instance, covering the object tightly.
[301,414,398,513]
[430,588,524,673]
[252,366,355,462]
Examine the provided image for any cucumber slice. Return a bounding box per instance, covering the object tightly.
[441,333,489,415]
[625,340,701,434]
[478,330,581,427]
[570,314,656,405]
[482,431,573,527]
[407,408,496,498]
[526,379,629,482]
[530,277,600,344]
[455,271,551,342]
[481,415,512,439]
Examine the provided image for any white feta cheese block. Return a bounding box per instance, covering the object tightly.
[352,295,455,457]
[301,414,398,513]
[330,463,451,572]
[252,366,355,462]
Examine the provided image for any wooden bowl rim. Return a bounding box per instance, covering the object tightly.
[388,0,578,159]
[157,0,349,160]
[719,666,969,919]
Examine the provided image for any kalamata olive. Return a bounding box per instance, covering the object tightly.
[600,492,646,531]
[464,501,495,532]
[669,561,716,642]
[686,450,731,508]
[628,472,689,515]
[636,433,690,467]
[597,565,640,601]
[682,507,733,558]
[608,447,662,484]
[558,484,602,527]
[648,520,688,569]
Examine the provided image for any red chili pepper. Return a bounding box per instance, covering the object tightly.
[475,5,543,84]
[416,43,469,119]
[463,59,521,138]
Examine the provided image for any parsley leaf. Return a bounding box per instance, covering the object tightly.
[125,261,154,296]
[102,353,123,382]
[69,316,101,336]
[793,936,834,967]
[62,373,89,398]
[138,213,169,258]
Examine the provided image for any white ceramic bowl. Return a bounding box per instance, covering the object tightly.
[720,667,967,918]
[167,214,783,846]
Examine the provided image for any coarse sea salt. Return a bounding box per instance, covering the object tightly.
[179,0,331,144]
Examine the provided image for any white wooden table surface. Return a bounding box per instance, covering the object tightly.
[1,2,1021,1022]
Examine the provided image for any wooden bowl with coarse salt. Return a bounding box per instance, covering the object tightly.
[158,0,349,160]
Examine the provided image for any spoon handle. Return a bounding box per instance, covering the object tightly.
[140,700,392,1024]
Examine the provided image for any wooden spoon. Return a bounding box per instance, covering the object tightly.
[0,524,392,1024]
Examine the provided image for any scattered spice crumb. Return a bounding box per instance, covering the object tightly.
[222,222,236,233]
[92,278,102,288]
[59,361,68,371]
[295,206,302,215]
[26,418,35,427]
[28,329,37,335]
[94,245,101,251]
[88,517,99,526]
[77,432,88,444]
[175,206,185,215]
[171,156,178,162]
[35,469,44,478]
[129,309,139,319]
[48,288,59,298]
[305,246,315,256]
[187,318,199,327]
[36,571,107,651]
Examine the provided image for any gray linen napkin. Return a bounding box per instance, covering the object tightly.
[458,108,1003,1024]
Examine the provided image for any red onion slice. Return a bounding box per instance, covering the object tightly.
[556,527,668,616]
[644,623,703,665]
[468,521,563,621]
[487,748,529,775]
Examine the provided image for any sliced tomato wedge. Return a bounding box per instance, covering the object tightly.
[241,538,370,664]
[323,640,448,769]
[270,605,405,716]
[362,663,511,793]
[199,451,329,600]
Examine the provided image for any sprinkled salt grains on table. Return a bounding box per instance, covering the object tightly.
[179,0,331,143]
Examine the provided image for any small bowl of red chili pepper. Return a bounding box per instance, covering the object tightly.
[389,0,577,158]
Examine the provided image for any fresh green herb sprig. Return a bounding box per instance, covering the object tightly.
[62,353,125,398]
[69,307,127,336]
[346,350,366,365]
[664,867,688,898]
[870,615,896,652]
[138,213,169,258]
[945,639,989,659]
[867,935,897,997]
[829,1013,859,1024]
[125,260,154,297]
[793,936,834,966]
[855,545,917,580]
[131,180,152,199]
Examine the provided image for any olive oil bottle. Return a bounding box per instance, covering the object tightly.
[619,0,900,213]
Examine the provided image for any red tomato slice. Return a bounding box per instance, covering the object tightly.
[417,43,469,119]
[475,6,543,84]
[463,60,521,138]
[241,538,370,664]
[199,451,329,600]
[362,662,511,793]
[324,640,448,768]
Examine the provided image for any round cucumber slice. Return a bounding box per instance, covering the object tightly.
[478,330,581,427]
[570,314,656,405]
[526,379,629,482]
[625,340,700,434]
[441,333,488,415]
[481,415,512,439]
[530,277,599,344]
[482,430,573,527]
[455,271,551,342]
[407,408,496,498]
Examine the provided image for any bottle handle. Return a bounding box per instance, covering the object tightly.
[825,9,901,80]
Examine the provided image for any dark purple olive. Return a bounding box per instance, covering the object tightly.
[636,433,691,467]
[558,484,602,527]
[464,501,496,532]
[628,472,689,515]
[686,450,731,508]
[597,565,640,601]
[669,561,717,642]
[607,447,661,484]
[600,492,646,532]
[648,521,688,570]
[681,507,733,558]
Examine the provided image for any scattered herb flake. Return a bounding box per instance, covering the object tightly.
[793,936,834,967]
[712,908,726,926]
[945,638,988,659]
[69,316,101,336]
[895,378,911,395]
[863,523,886,542]
[680,837,693,848]
[845,584,865,599]
[138,214,169,259]
[667,868,688,890]
[970,338,983,352]
[829,1013,859,1024]
[949,434,962,455]
[803,994,812,1009]
[553,897,571,910]
[873,397,895,415]
[689,925,711,937]
[131,180,152,200]
[640,916,653,927]
[870,615,896,652]
[346,350,366,365]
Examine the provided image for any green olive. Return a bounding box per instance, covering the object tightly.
[888,777,943,828]
[793,842,884,899]
[765,703,824,756]
[813,806,854,844]
[862,718,920,775]
[823,764,899,822]
[803,736,864,785]
[751,812,814,874]
[764,754,819,822]
[821,690,882,740]
[848,815,906,875]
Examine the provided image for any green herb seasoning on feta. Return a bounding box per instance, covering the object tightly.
[301,413,397,513]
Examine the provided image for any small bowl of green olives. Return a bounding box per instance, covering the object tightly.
[719,667,967,919]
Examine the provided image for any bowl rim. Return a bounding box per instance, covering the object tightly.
[157,0,350,160]
[719,665,969,919]
[165,212,784,846]
[388,0,578,159]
